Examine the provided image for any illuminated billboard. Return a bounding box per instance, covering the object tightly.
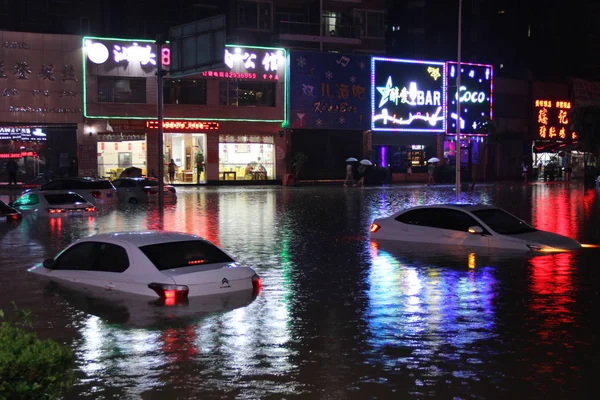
[371,57,446,132]
[446,62,493,134]
[534,100,575,141]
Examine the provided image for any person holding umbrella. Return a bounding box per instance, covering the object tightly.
[344,157,357,187]
[427,157,439,185]
[358,159,372,187]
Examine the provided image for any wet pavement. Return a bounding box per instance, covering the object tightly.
[1,182,600,399]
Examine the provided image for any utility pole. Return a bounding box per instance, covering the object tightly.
[456,0,463,201]
[156,35,166,210]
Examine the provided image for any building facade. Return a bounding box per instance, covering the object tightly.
[82,37,287,184]
[1,30,82,183]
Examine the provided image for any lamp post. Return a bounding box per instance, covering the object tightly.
[156,35,166,209]
[455,0,463,201]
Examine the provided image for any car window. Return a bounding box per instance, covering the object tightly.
[395,209,437,227]
[472,208,537,235]
[14,193,40,206]
[54,242,96,270]
[44,193,88,205]
[86,180,115,190]
[92,242,130,272]
[139,240,234,271]
[141,180,158,187]
[434,209,481,232]
[54,242,129,272]
[396,208,481,232]
[113,179,136,188]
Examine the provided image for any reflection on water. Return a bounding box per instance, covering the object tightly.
[1,184,599,398]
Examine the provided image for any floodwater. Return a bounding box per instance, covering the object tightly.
[1,183,600,399]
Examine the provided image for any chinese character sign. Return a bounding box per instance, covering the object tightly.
[534,99,573,140]
[223,46,286,82]
[289,51,371,130]
[84,38,170,69]
[446,62,493,134]
[371,57,446,132]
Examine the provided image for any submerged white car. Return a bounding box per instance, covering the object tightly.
[11,191,96,217]
[28,232,262,304]
[370,204,582,252]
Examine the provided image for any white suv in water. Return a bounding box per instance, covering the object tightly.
[26,178,118,206]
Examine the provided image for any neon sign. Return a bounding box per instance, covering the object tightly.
[446,62,493,134]
[223,46,286,81]
[84,39,169,67]
[200,71,279,80]
[534,99,574,140]
[0,151,38,159]
[371,57,446,132]
[146,121,220,130]
[0,127,46,141]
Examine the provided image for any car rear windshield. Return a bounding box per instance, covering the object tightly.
[139,240,234,271]
[472,209,537,235]
[44,193,88,205]
[142,180,158,187]
[86,180,115,190]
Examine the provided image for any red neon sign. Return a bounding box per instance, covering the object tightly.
[200,71,279,81]
[534,99,574,140]
[146,121,220,130]
[0,151,38,158]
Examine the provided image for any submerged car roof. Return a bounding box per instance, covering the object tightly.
[396,204,499,213]
[80,231,205,247]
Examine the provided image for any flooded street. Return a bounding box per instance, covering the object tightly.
[1,183,600,399]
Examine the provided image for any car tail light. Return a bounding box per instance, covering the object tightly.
[84,207,96,212]
[251,274,262,295]
[370,223,381,233]
[148,282,189,306]
[91,191,102,198]
[143,187,158,195]
[47,208,65,214]
[8,214,21,221]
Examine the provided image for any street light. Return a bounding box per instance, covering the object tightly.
[455,0,463,201]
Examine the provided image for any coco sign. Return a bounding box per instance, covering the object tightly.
[446,62,493,134]
[84,38,170,68]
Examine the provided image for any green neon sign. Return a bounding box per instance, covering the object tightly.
[82,37,288,124]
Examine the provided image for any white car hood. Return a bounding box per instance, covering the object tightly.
[508,230,581,250]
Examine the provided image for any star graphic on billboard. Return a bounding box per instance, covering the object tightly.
[377,76,394,108]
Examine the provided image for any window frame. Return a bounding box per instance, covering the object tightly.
[163,78,208,105]
[396,207,486,233]
[353,9,386,38]
[237,0,273,31]
[219,81,276,107]
[97,76,147,104]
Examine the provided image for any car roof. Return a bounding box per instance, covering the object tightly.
[26,190,82,195]
[397,204,499,214]
[80,231,205,247]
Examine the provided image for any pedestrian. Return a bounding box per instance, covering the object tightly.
[6,159,18,185]
[521,161,528,182]
[168,159,177,183]
[427,162,435,185]
[343,162,355,187]
[564,163,572,182]
[357,163,366,187]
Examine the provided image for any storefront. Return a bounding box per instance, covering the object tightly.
[82,37,288,184]
[0,31,82,183]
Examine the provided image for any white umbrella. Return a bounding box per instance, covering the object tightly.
[360,159,373,166]
[428,157,440,163]
[345,157,358,162]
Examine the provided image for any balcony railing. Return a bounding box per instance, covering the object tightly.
[278,20,360,40]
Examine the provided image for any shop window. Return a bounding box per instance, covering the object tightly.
[219,81,276,107]
[354,10,386,38]
[97,76,146,104]
[238,0,272,31]
[164,79,207,105]
[219,136,275,181]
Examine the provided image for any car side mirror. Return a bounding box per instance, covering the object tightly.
[468,226,484,235]
[43,259,57,269]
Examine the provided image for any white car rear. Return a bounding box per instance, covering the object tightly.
[11,191,96,217]
[112,178,177,204]
[370,204,582,253]
[32,179,117,206]
[28,231,262,304]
